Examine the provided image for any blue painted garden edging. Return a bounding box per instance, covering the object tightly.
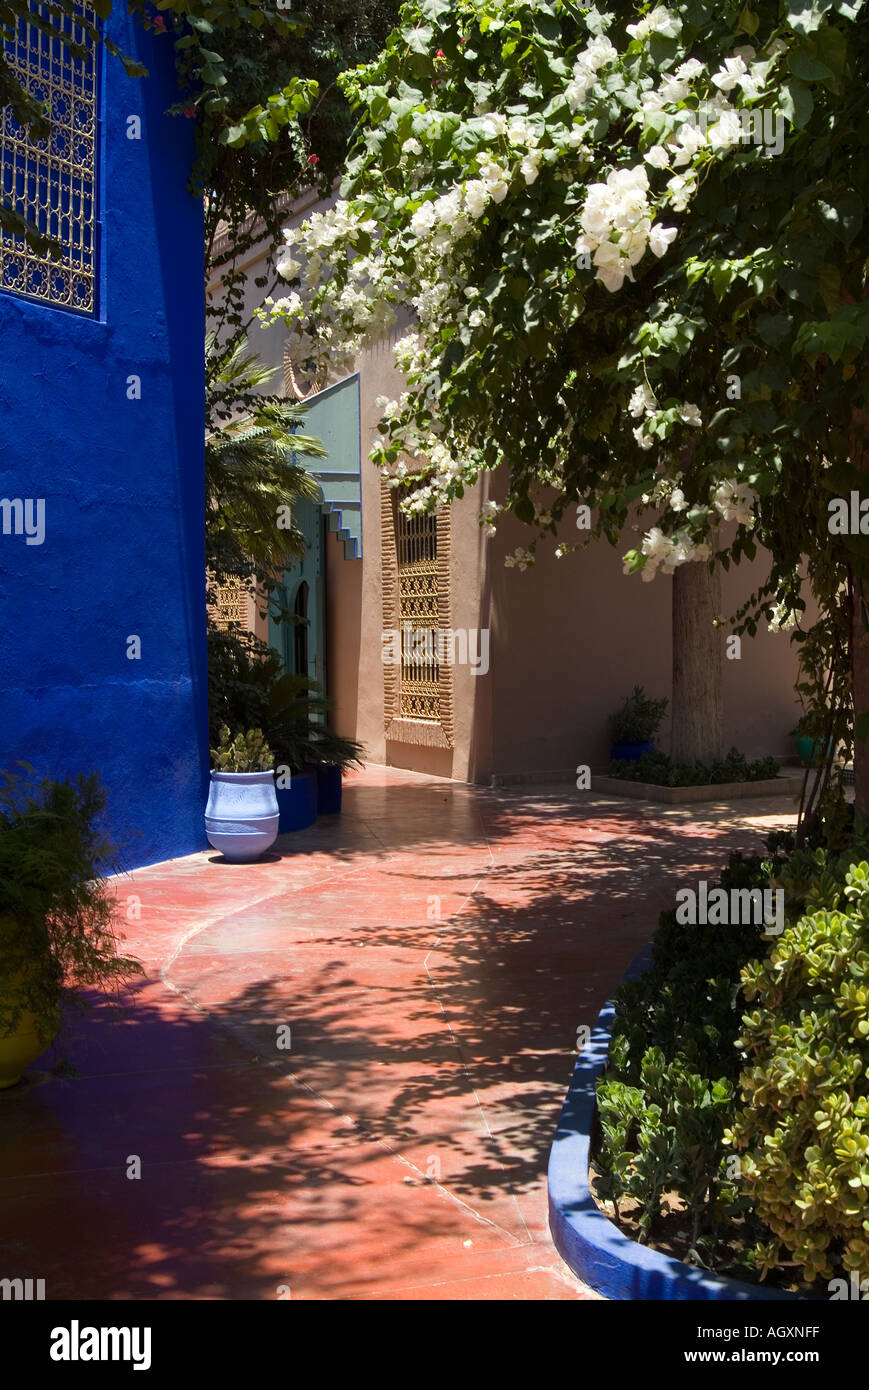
[547,949,807,1302]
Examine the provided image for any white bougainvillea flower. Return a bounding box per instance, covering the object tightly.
[276,251,302,280]
[676,58,705,79]
[644,144,671,169]
[680,402,702,427]
[627,5,680,42]
[504,547,535,570]
[767,601,798,632]
[670,122,707,166]
[629,382,657,418]
[410,201,437,237]
[712,55,749,93]
[648,223,678,257]
[712,480,756,524]
[660,77,690,104]
[707,110,742,149]
[464,179,489,219]
[595,240,634,292]
[666,172,696,211]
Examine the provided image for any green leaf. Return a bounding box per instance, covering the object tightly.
[756,314,793,348]
[737,5,760,34]
[786,0,834,34]
[817,263,841,313]
[406,25,434,56]
[419,0,453,23]
[789,48,835,82]
[780,80,814,128]
[817,191,864,245]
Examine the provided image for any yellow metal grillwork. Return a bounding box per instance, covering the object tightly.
[212,576,250,630]
[0,2,98,313]
[395,501,440,721]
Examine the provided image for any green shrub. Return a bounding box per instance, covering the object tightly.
[726,858,869,1287]
[595,847,781,1263]
[608,686,668,745]
[596,815,869,1285]
[207,629,363,773]
[0,769,142,1047]
[608,747,780,786]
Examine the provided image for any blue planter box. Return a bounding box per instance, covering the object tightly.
[548,948,809,1301]
[316,765,342,816]
[276,774,317,833]
[610,739,654,762]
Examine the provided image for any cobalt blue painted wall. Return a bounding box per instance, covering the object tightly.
[0,14,208,868]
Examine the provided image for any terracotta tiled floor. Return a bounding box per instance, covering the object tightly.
[0,766,797,1300]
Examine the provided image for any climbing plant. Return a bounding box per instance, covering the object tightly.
[259,0,869,801]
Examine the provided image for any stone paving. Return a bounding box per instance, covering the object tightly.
[0,765,798,1300]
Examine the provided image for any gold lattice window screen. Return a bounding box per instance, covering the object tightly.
[0,2,98,314]
[395,503,440,721]
[212,576,250,630]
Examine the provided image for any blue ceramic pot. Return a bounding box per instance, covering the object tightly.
[276,773,317,833]
[316,765,342,816]
[205,771,279,862]
[610,739,654,762]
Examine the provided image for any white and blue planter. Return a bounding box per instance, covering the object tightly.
[205,770,279,863]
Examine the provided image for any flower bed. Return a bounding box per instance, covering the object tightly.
[608,747,781,787]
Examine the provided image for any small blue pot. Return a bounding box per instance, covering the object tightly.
[610,739,654,762]
[276,773,317,833]
[316,765,342,816]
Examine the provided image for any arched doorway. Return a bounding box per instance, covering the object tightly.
[268,495,325,690]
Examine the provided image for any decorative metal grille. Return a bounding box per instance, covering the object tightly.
[0,2,98,313]
[212,576,250,630]
[394,500,440,721]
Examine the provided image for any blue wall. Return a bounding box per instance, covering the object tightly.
[0,13,208,868]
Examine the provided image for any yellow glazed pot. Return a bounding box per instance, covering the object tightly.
[0,951,58,1089]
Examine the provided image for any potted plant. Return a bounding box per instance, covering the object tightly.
[306,726,364,816]
[608,686,668,762]
[792,714,836,768]
[206,630,364,831]
[0,769,142,1089]
[205,727,280,862]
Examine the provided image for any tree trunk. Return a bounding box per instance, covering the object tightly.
[670,562,724,764]
[853,576,869,815]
